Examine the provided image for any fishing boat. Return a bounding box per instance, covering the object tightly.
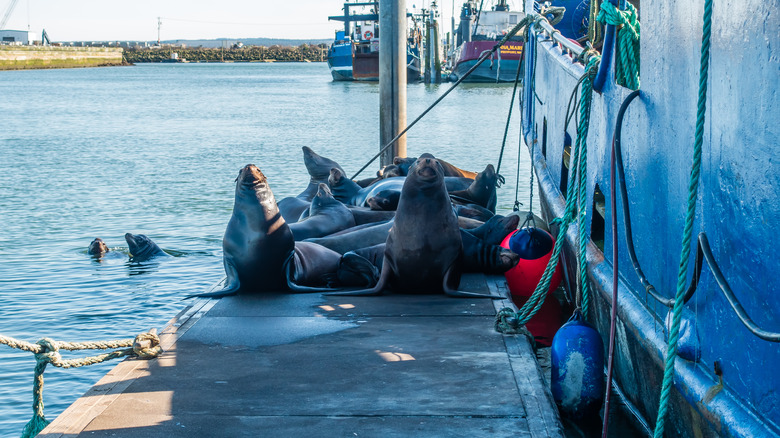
[327,1,422,82]
[449,0,525,82]
[515,0,779,436]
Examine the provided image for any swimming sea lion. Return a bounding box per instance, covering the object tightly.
[125,233,170,261]
[277,147,345,223]
[188,164,295,299]
[328,155,500,298]
[87,238,109,257]
[288,184,356,241]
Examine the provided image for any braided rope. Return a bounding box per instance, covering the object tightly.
[1,330,162,438]
[653,0,713,435]
[597,1,641,90]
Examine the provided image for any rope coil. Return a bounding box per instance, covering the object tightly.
[0,329,162,438]
[596,1,641,90]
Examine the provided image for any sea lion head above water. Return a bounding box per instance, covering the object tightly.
[87,238,109,257]
[124,233,169,261]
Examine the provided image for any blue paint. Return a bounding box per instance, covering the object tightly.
[522,0,780,435]
[551,311,605,420]
[507,227,553,259]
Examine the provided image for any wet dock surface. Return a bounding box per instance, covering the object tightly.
[41,274,562,437]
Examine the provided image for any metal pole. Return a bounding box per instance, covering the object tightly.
[379,0,407,166]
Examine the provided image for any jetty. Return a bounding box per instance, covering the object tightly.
[40,274,563,437]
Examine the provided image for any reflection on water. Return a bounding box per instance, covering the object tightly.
[0,62,530,435]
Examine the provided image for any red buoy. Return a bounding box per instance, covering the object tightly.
[500,227,563,299]
[518,295,563,347]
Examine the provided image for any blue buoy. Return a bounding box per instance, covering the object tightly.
[551,310,605,420]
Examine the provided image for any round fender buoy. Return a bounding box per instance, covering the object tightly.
[500,227,562,298]
[551,311,605,420]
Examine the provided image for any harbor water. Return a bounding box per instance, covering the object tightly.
[0,62,533,436]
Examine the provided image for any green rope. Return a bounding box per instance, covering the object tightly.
[597,1,641,90]
[654,0,713,435]
[496,49,601,333]
[1,330,162,438]
[588,0,604,48]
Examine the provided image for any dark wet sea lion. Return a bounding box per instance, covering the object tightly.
[449,163,499,212]
[188,164,295,299]
[347,206,396,225]
[366,190,400,211]
[328,155,499,298]
[394,156,478,178]
[289,184,356,241]
[87,238,109,257]
[465,214,520,246]
[304,219,394,254]
[284,241,343,291]
[125,233,169,261]
[330,168,473,207]
[278,147,345,223]
[455,203,495,222]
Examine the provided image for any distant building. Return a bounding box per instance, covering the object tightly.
[0,30,30,45]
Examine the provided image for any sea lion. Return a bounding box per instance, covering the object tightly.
[347,206,396,225]
[465,214,520,245]
[277,147,345,223]
[449,163,499,212]
[125,233,170,261]
[328,155,500,298]
[394,156,478,178]
[87,238,110,257]
[188,164,295,299]
[288,184,356,241]
[304,220,394,255]
[284,241,343,292]
[455,203,495,222]
[329,168,475,208]
[366,190,401,211]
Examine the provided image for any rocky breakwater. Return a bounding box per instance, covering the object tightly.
[124,44,328,63]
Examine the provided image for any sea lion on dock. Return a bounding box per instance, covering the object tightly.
[327,154,501,298]
[288,184,356,241]
[366,190,401,211]
[188,164,295,299]
[278,147,345,223]
[449,164,499,212]
[124,233,170,261]
[284,241,343,292]
[394,156,478,179]
[87,238,110,257]
[304,220,394,255]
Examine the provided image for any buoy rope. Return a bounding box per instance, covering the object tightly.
[596,1,640,90]
[496,40,601,333]
[351,8,565,180]
[0,330,162,438]
[653,0,713,434]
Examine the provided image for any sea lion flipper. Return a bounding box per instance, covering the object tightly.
[284,253,340,293]
[442,265,504,299]
[184,268,240,299]
[325,262,389,296]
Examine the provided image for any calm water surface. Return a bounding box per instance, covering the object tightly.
[0,62,533,436]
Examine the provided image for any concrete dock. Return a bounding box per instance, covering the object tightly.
[40,274,563,437]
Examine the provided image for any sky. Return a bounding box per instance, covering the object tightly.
[0,0,526,42]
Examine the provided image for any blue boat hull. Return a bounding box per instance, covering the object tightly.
[521,0,780,436]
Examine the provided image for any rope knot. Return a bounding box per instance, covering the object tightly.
[34,338,62,365]
[132,329,162,359]
[495,307,521,334]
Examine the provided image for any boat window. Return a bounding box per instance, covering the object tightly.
[560,132,572,197]
[591,183,606,252]
[510,15,518,25]
[542,117,548,159]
